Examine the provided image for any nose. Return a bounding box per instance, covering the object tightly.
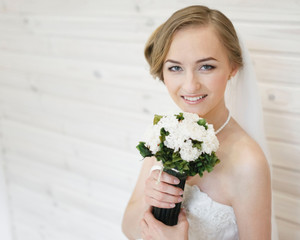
[182,71,201,93]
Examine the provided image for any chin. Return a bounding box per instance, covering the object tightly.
[179,105,206,116]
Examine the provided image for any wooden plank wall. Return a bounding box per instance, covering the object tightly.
[0,138,13,239]
[0,0,299,239]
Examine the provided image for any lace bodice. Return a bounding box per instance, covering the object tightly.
[183,185,239,240]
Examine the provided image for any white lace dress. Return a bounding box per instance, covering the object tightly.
[182,184,239,240]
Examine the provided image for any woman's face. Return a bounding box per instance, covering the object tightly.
[163,25,237,118]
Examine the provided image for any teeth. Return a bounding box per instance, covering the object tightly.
[183,95,206,101]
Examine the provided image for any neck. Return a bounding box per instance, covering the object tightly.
[202,100,230,133]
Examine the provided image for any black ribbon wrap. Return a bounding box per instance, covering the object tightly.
[152,168,187,226]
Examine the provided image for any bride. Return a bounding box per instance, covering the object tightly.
[122,5,275,240]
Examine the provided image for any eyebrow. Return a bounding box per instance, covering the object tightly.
[165,57,218,64]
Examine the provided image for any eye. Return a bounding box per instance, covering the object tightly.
[168,66,183,72]
[200,64,215,71]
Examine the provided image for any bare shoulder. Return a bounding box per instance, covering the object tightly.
[221,119,270,176]
[221,119,271,204]
[220,120,272,238]
[230,131,270,182]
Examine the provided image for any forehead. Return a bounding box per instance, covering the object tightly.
[166,25,228,61]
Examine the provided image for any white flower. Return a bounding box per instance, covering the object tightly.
[179,139,201,161]
[144,112,219,161]
[144,124,161,154]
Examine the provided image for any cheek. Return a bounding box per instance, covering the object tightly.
[164,80,176,95]
[164,75,179,93]
[208,73,228,92]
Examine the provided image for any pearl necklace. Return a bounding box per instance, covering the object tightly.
[215,112,231,135]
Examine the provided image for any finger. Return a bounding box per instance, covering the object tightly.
[140,219,149,240]
[151,188,183,204]
[144,209,167,235]
[145,195,176,208]
[178,208,187,221]
[186,176,193,181]
[153,182,184,197]
[144,208,160,226]
[145,177,184,197]
[152,170,180,185]
[178,208,189,226]
[140,218,148,231]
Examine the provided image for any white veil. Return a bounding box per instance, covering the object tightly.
[225,33,268,155]
[225,32,278,240]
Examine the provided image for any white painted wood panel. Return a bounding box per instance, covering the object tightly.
[10,184,127,240]
[264,111,300,145]
[5,143,136,239]
[277,218,300,240]
[269,141,300,172]
[252,53,300,85]
[0,0,137,16]
[0,15,152,41]
[0,20,299,57]
[272,167,300,197]
[273,191,300,225]
[0,87,174,153]
[0,133,13,240]
[260,82,300,114]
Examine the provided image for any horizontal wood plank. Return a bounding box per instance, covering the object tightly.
[6,150,136,207]
[273,191,300,225]
[252,53,300,85]
[272,167,300,197]
[268,140,300,172]
[0,16,299,54]
[260,82,300,114]
[0,86,169,152]
[264,111,300,144]
[9,183,127,240]
[0,0,138,16]
[277,218,300,240]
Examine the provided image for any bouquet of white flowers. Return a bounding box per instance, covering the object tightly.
[136,112,220,225]
[137,112,220,176]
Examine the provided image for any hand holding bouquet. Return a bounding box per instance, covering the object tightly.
[136,112,220,225]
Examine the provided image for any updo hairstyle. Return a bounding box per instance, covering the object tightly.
[144,5,243,81]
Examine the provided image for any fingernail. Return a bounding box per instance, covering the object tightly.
[178,197,183,202]
[170,203,175,208]
[179,190,184,195]
[174,178,180,184]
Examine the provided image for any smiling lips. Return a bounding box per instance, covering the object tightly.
[182,94,208,104]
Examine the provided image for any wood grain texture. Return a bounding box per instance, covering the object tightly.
[274,191,300,225]
[264,111,300,144]
[276,218,300,240]
[272,167,300,197]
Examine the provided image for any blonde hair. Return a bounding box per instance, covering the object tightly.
[144,5,243,81]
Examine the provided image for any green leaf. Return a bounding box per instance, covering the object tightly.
[136,142,153,158]
[197,119,208,130]
[161,127,169,136]
[155,143,174,164]
[159,127,169,142]
[207,166,213,172]
[172,151,182,162]
[175,112,184,121]
[153,114,163,125]
[196,162,202,167]
[141,126,221,177]
[192,139,203,150]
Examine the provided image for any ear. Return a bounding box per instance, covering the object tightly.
[228,64,239,80]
